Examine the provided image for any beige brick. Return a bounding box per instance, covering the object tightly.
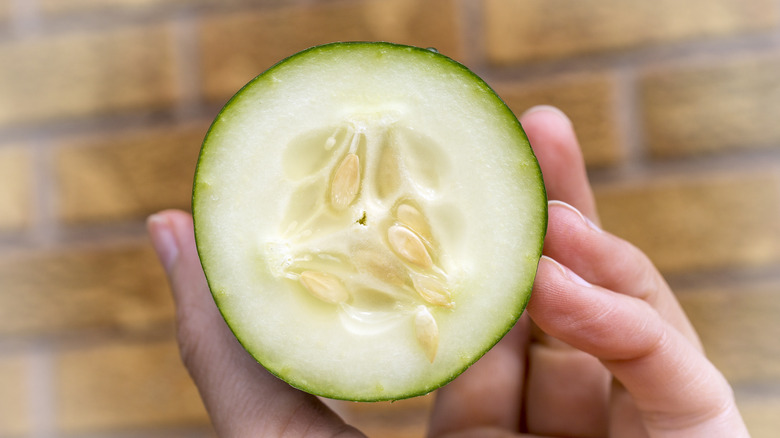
[56,122,206,224]
[0,355,30,436]
[0,243,173,335]
[642,53,780,158]
[494,73,623,168]
[736,391,780,438]
[0,24,180,126]
[595,168,780,274]
[678,280,780,383]
[0,145,33,231]
[200,0,462,101]
[484,0,779,65]
[57,339,208,433]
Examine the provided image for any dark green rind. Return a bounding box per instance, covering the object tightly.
[192,41,548,401]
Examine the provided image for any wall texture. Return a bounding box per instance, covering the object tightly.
[1,0,779,436]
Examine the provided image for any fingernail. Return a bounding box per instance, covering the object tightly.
[548,200,602,232]
[147,213,179,272]
[542,256,593,288]
[520,105,573,127]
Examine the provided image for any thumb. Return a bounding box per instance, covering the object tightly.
[147,210,362,437]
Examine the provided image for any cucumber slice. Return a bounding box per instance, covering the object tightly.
[193,42,547,401]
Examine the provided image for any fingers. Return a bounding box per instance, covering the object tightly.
[521,106,599,223]
[519,106,612,436]
[147,210,362,438]
[544,200,701,348]
[528,258,748,436]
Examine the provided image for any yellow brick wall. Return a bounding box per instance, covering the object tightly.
[0,0,778,436]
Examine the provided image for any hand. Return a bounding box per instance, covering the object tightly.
[147,106,748,437]
[427,106,748,438]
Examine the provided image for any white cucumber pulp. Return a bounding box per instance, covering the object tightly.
[193,42,547,401]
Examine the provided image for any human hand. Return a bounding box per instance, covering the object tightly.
[426,106,749,438]
[147,106,748,437]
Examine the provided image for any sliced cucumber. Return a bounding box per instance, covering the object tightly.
[193,42,547,401]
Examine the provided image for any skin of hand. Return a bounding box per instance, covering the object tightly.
[147,106,749,437]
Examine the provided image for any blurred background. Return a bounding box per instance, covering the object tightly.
[1,0,779,436]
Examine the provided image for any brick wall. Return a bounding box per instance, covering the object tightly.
[1,0,779,436]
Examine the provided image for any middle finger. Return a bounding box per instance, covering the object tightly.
[543,200,701,347]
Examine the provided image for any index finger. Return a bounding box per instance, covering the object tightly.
[521,106,600,224]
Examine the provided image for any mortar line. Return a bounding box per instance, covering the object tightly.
[482,29,780,83]
[664,262,780,293]
[9,0,40,37]
[734,381,780,399]
[456,0,486,72]
[28,342,57,438]
[171,11,204,121]
[613,63,646,174]
[592,146,780,181]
